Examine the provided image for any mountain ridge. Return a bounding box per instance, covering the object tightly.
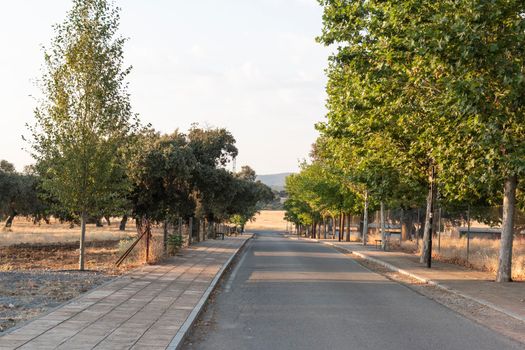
[256,172,293,191]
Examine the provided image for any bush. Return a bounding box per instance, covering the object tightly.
[166,234,184,256]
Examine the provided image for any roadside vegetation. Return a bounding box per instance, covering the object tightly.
[1,0,273,270]
[284,1,525,282]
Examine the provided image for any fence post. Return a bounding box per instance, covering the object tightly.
[466,206,471,263]
[416,208,420,249]
[163,220,169,253]
[438,207,442,253]
[380,201,387,251]
[189,217,193,246]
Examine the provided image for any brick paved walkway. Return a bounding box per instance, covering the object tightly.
[0,236,249,350]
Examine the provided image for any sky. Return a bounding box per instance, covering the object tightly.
[0,0,330,175]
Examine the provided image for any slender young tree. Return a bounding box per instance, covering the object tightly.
[29,0,138,270]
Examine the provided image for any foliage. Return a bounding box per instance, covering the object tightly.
[28,0,138,269]
[166,234,184,248]
[0,161,48,226]
[296,0,525,279]
[29,0,138,219]
[129,130,196,223]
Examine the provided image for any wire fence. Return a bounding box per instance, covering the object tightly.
[347,205,525,279]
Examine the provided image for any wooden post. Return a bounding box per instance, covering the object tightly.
[163,220,169,253]
[79,211,87,271]
[189,217,194,246]
[145,220,150,264]
[380,201,386,251]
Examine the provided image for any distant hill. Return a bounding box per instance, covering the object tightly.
[257,172,293,192]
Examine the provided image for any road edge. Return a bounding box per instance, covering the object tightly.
[166,234,253,350]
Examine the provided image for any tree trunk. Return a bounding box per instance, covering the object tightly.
[5,212,16,228]
[380,201,387,251]
[323,218,327,239]
[358,212,364,241]
[331,215,336,239]
[207,220,214,239]
[79,211,87,271]
[119,215,128,231]
[345,214,352,242]
[95,217,103,227]
[339,213,344,242]
[104,216,111,226]
[420,167,435,266]
[496,175,517,282]
[400,209,409,241]
[362,191,369,246]
[189,217,194,245]
[163,220,169,253]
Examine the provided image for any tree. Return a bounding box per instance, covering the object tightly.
[0,161,48,227]
[317,0,525,279]
[229,166,274,232]
[187,126,238,236]
[29,0,138,270]
[418,0,525,281]
[129,130,196,225]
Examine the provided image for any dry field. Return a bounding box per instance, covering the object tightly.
[0,217,167,332]
[394,235,525,281]
[0,217,136,247]
[245,210,288,231]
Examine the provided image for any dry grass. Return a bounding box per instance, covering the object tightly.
[399,236,525,281]
[0,217,136,247]
[245,210,287,231]
[0,240,138,274]
[0,217,169,273]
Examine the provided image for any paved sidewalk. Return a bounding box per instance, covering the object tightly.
[0,235,250,350]
[296,237,525,322]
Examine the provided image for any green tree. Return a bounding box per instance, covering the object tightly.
[419,0,525,281]
[29,0,138,270]
[129,130,196,225]
[229,166,274,232]
[187,126,238,236]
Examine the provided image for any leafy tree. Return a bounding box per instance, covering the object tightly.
[0,161,49,227]
[316,0,525,280]
[129,131,196,223]
[417,0,525,281]
[188,126,238,235]
[229,166,274,232]
[28,0,138,270]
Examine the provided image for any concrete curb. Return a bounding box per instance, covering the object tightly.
[287,234,525,324]
[166,234,253,350]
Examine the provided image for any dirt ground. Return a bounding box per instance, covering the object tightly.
[0,219,154,334]
[0,239,144,333]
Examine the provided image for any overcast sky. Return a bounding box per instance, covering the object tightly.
[0,0,330,175]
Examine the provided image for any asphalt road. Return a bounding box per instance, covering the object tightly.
[183,231,522,350]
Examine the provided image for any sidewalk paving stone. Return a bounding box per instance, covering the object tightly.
[0,235,250,350]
